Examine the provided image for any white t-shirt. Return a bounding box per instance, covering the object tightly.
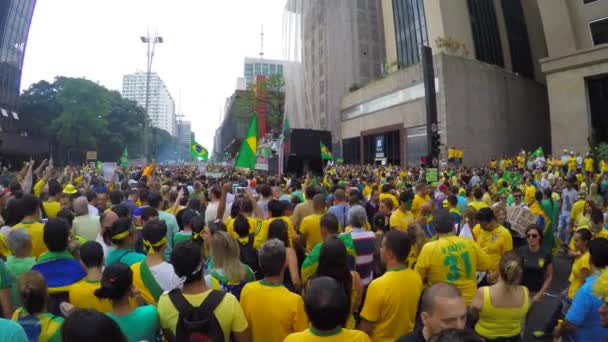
[149,262,183,291]
[96,233,113,258]
[204,201,231,227]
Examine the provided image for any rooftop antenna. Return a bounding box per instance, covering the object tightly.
[259,24,264,59]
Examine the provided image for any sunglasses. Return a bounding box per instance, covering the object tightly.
[527,234,539,239]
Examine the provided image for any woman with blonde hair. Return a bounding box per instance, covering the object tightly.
[471,252,529,341]
[205,231,255,300]
[406,221,427,269]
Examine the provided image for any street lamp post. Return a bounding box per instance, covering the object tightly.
[141,33,164,162]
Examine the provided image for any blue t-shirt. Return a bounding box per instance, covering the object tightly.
[0,318,28,342]
[328,204,350,229]
[565,274,608,342]
[107,305,159,342]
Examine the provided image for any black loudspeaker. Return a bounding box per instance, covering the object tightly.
[289,129,332,157]
[285,129,331,177]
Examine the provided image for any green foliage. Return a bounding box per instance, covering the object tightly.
[18,77,155,163]
[593,142,608,162]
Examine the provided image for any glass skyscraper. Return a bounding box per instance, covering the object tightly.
[243,57,284,86]
[0,0,36,113]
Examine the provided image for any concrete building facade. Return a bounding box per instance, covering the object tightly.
[341,0,551,166]
[122,72,177,137]
[299,0,385,151]
[536,0,608,153]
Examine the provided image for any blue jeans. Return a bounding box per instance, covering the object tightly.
[558,212,571,244]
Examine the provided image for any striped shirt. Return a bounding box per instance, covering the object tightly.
[344,228,376,286]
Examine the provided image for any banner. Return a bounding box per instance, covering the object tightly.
[506,206,538,237]
[255,143,271,171]
[101,162,118,181]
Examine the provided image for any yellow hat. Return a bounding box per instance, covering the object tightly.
[63,184,77,195]
[442,199,448,208]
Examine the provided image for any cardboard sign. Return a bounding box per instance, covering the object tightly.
[101,162,117,181]
[426,168,438,183]
[506,206,538,237]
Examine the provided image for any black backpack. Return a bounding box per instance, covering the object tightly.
[168,289,226,342]
[239,234,260,279]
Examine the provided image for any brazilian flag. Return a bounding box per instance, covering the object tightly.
[235,115,258,169]
[191,138,209,161]
[119,147,129,168]
[320,142,333,161]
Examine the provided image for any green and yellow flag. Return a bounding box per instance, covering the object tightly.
[119,147,129,168]
[235,115,258,169]
[320,142,333,161]
[191,138,209,161]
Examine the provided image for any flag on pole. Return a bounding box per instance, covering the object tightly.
[320,142,333,161]
[119,147,129,168]
[191,138,209,161]
[235,115,258,169]
[531,146,544,158]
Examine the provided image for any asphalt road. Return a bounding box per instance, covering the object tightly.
[522,255,572,341]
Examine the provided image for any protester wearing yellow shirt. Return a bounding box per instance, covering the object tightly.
[472,208,513,282]
[568,155,577,172]
[516,154,525,170]
[284,277,371,342]
[41,180,63,219]
[68,241,113,313]
[12,195,48,259]
[299,194,326,251]
[567,206,605,252]
[416,210,491,305]
[157,242,249,341]
[359,231,423,341]
[254,200,296,249]
[467,188,488,211]
[379,186,398,211]
[389,191,414,232]
[601,160,608,173]
[567,229,591,299]
[412,184,431,219]
[227,215,262,240]
[584,155,595,173]
[240,240,308,342]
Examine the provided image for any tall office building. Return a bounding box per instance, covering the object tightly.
[122,72,177,136]
[536,0,608,153]
[177,119,192,161]
[0,0,39,157]
[341,0,551,166]
[297,0,385,150]
[244,57,284,86]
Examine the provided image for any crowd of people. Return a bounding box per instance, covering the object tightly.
[0,150,607,341]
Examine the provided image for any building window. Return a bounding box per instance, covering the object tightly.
[590,17,608,46]
[501,0,534,79]
[467,0,504,67]
[392,0,428,68]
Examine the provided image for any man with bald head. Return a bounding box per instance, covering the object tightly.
[398,283,468,341]
[96,210,118,256]
[72,196,101,242]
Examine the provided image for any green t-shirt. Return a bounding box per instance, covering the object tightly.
[0,259,13,289]
[105,248,146,267]
[6,256,35,308]
[107,305,160,342]
[173,232,192,247]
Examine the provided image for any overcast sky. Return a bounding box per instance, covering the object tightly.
[21,0,286,151]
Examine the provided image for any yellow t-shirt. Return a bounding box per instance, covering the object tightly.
[254,217,296,249]
[516,156,525,169]
[472,224,513,274]
[415,236,491,305]
[42,201,61,219]
[411,194,431,219]
[11,221,48,259]
[240,281,308,342]
[300,214,324,251]
[468,201,488,211]
[568,157,577,171]
[568,251,591,299]
[584,158,594,172]
[360,267,423,342]
[227,216,262,240]
[284,328,372,342]
[475,286,529,339]
[379,193,398,211]
[570,200,586,224]
[157,289,248,341]
[363,185,372,200]
[389,209,414,232]
[601,160,608,173]
[68,280,112,313]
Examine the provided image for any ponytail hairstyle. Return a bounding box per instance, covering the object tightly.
[498,252,523,286]
[19,271,48,314]
[104,218,134,247]
[190,215,205,246]
[211,231,245,283]
[142,220,167,255]
[94,263,133,302]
